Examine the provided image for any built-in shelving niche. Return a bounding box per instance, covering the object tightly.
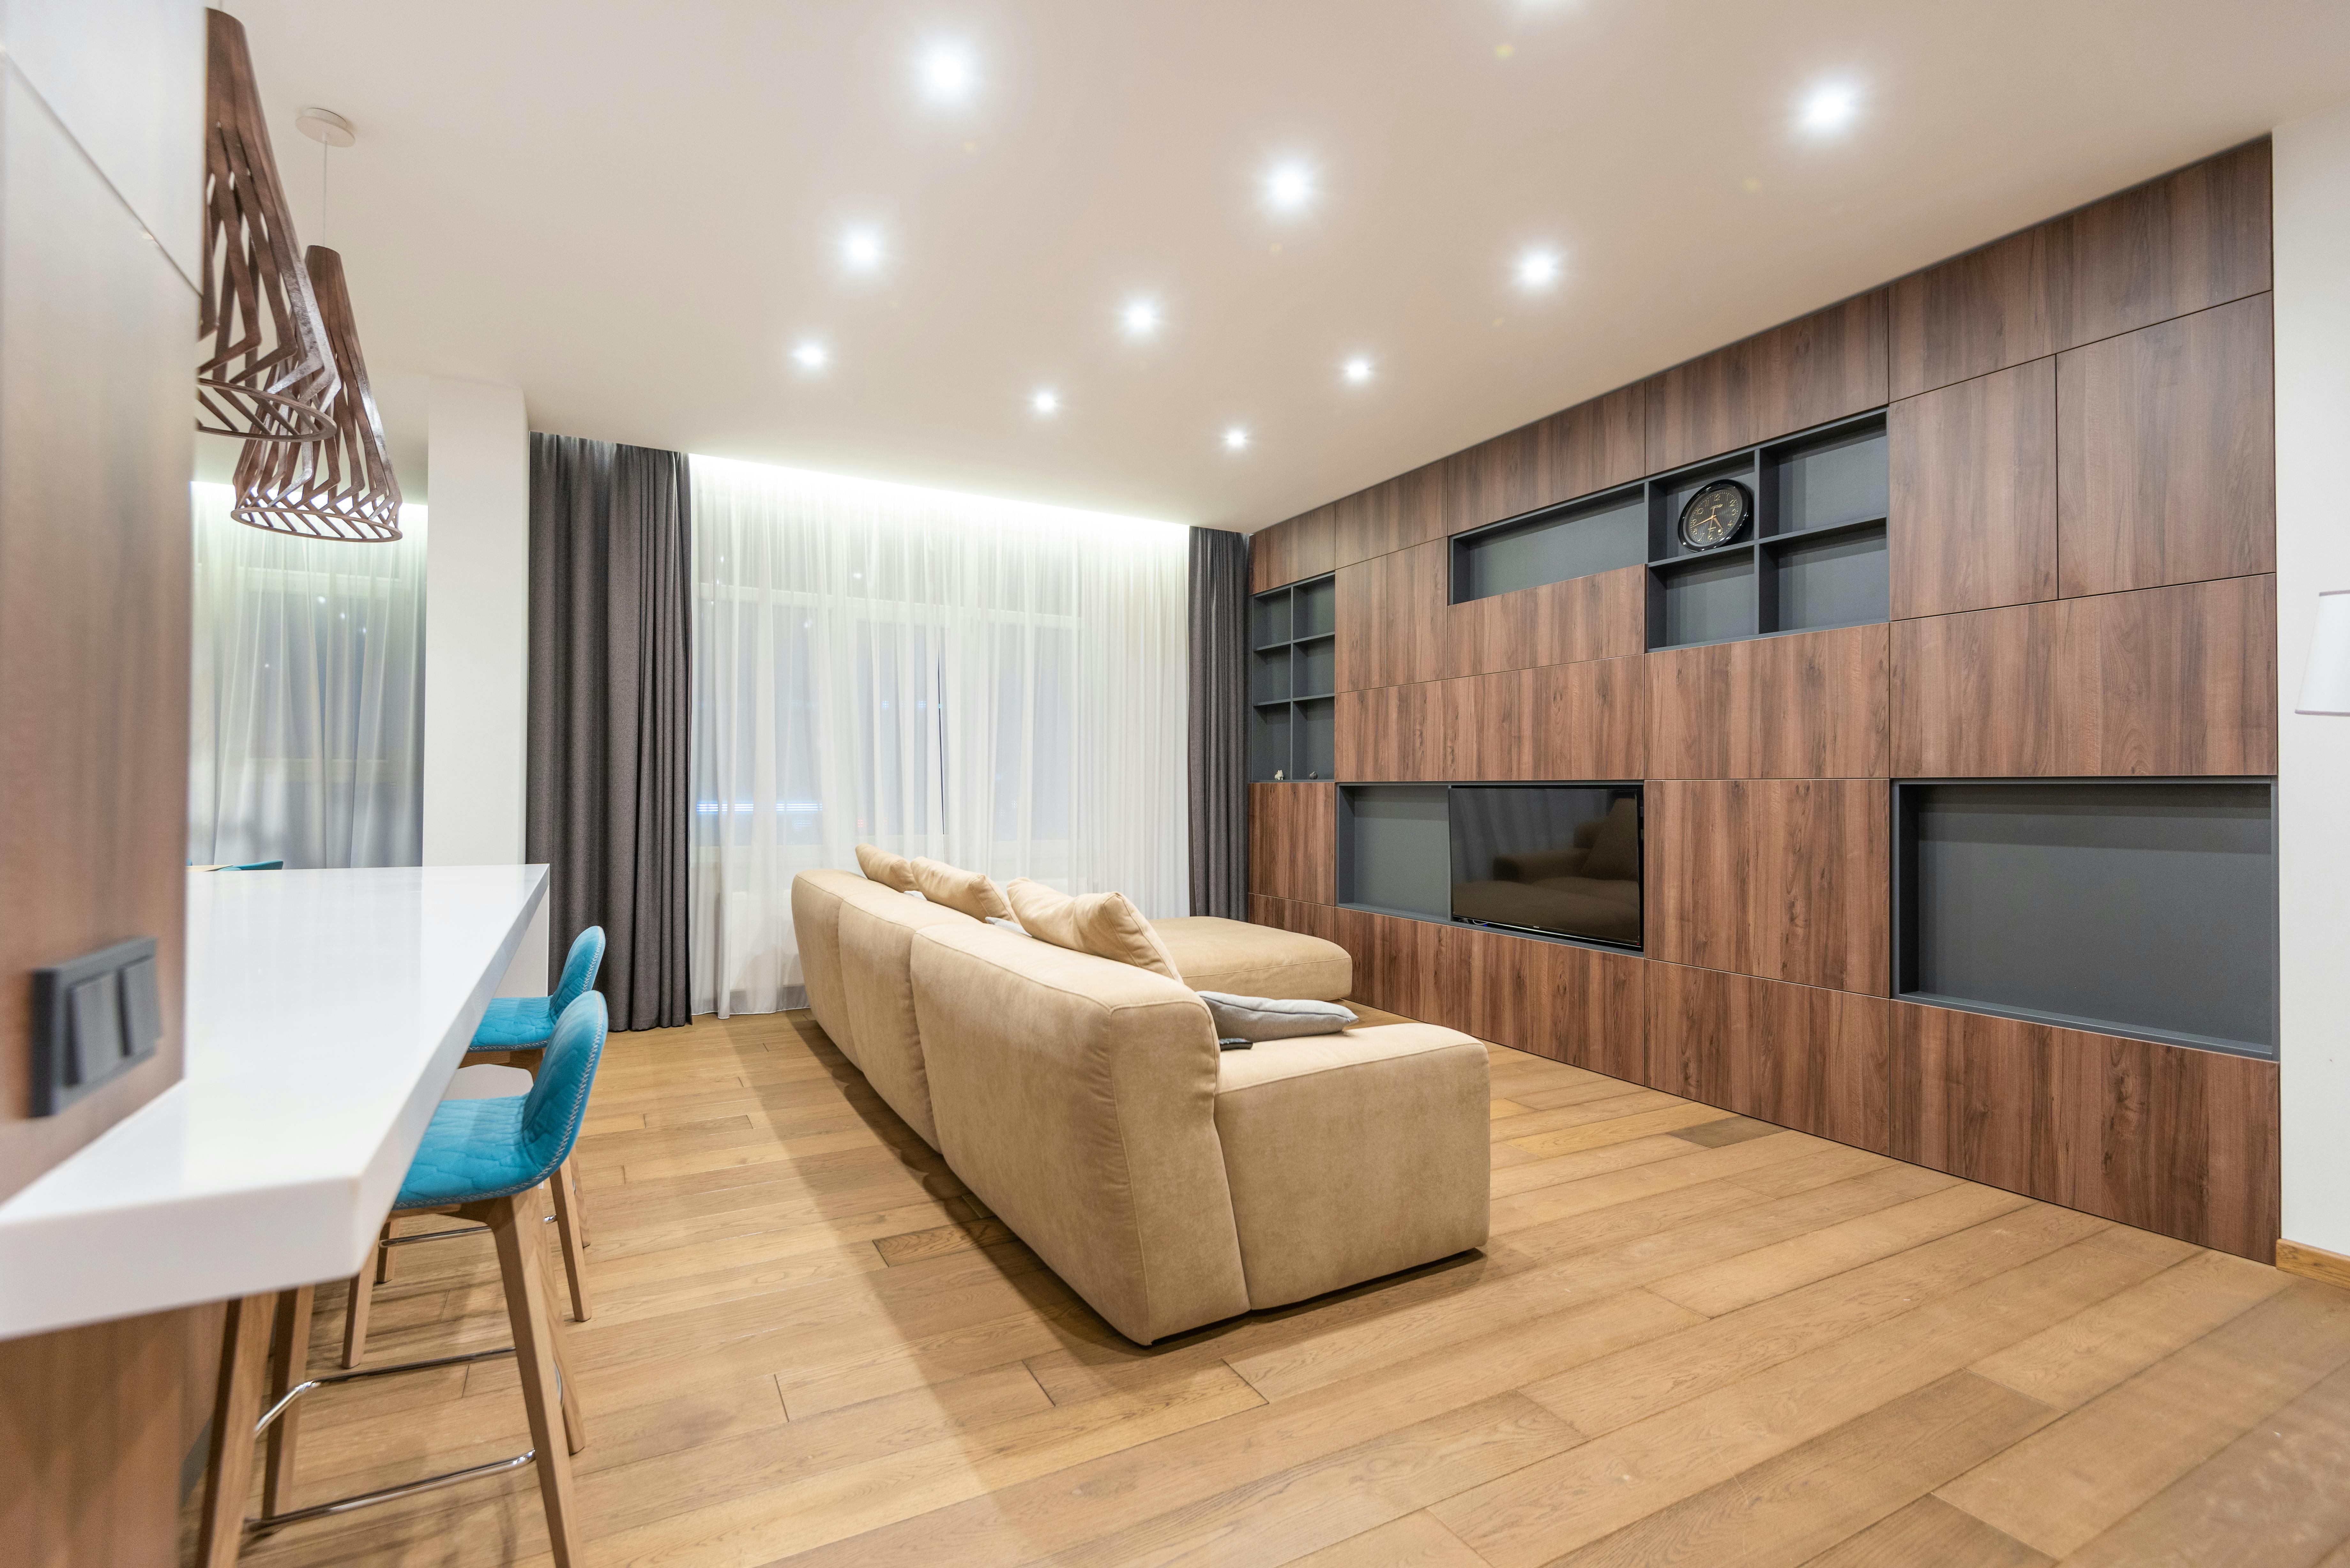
[1250,573,1337,781]
[1448,409,1890,652]
[1893,778,2280,1059]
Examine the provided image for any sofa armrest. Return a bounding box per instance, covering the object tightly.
[1214,1023,1490,1309]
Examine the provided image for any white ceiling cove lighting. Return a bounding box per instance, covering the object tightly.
[1343,356,1373,384]
[918,42,976,103]
[1121,298,1162,338]
[1224,426,1250,451]
[791,340,830,371]
[1515,248,1561,290]
[1799,80,1861,134]
[1264,160,1315,214]
[1031,388,1060,415]
[839,227,884,272]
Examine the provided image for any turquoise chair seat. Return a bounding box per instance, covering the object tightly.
[472,926,605,1053]
[399,993,608,1210]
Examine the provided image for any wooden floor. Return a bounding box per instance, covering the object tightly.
[195,1005,2350,1568]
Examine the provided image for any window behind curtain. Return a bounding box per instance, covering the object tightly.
[187,482,427,868]
[688,455,1188,1016]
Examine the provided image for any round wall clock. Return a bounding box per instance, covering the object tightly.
[1678,480,1751,551]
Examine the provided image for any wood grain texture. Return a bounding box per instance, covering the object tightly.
[1889,138,2271,398]
[1251,506,1338,594]
[1643,291,1891,472]
[1890,575,2277,777]
[2056,294,2275,598]
[1449,564,1649,677]
[1889,359,2058,618]
[1647,779,1891,996]
[2278,1239,2350,1293]
[1646,964,1891,1154]
[1334,679,1474,782]
[1336,541,1450,692]
[1332,465,1444,570]
[1470,930,1648,1084]
[1474,659,1645,781]
[1645,625,1888,780]
[1248,781,1335,904]
[1889,1001,2280,1261]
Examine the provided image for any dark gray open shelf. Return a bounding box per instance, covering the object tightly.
[1893,778,2280,1059]
[1251,574,1337,780]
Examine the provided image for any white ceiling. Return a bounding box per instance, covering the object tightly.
[222,0,2350,529]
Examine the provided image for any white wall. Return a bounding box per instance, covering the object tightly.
[422,378,545,994]
[2274,99,2350,1255]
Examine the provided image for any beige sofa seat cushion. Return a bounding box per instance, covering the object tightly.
[854,842,919,892]
[910,920,1250,1344]
[907,857,1014,922]
[790,868,909,1066]
[1004,879,1182,981]
[1151,916,1352,1001]
[835,892,975,1149]
[1215,1023,1490,1310]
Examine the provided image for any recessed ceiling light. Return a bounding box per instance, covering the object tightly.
[1224,426,1250,451]
[919,42,975,103]
[1515,248,1562,290]
[1264,160,1315,214]
[1343,356,1374,385]
[1121,298,1162,338]
[1032,388,1060,415]
[792,340,830,371]
[1798,80,1861,135]
[840,227,885,271]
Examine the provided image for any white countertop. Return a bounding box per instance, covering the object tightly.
[0,864,547,1337]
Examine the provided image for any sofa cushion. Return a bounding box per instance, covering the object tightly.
[790,867,909,1064]
[1150,916,1351,1001]
[1199,992,1358,1043]
[1005,879,1182,981]
[835,892,974,1149]
[854,843,919,892]
[907,857,1014,922]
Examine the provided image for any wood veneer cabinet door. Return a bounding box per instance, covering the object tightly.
[1451,564,1648,677]
[1645,625,1888,780]
[1646,964,1891,1153]
[1644,291,1891,471]
[1475,658,1645,781]
[1472,932,1646,1082]
[1250,507,1338,593]
[1647,779,1890,995]
[1889,1002,2279,1261]
[1888,360,2058,618]
[2056,295,2275,598]
[1890,225,2059,402]
[1247,782,1334,904]
[1531,383,1647,507]
[1890,575,2276,777]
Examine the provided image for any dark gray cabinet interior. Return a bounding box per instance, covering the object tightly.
[1251,574,1336,780]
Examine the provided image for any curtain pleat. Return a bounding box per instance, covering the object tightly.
[527,434,692,1030]
[1187,527,1249,917]
[687,455,1189,1017]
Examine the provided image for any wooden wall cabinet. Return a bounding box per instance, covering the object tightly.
[1647,779,1891,996]
[1890,1001,2279,1260]
[1891,575,2277,777]
[1250,504,1336,593]
[1647,964,1891,1154]
[1644,624,1888,780]
[1888,358,2058,618]
[1448,563,1649,677]
[1247,781,1334,904]
[1643,291,1890,472]
[2056,294,2276,598]
[1474,929,1646,1082]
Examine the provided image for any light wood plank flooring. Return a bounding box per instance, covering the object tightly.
[194,1006,2350,1567]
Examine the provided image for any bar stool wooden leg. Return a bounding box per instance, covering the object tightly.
[196,1291,277,1568]
[341,1245,377,1368]
[565,1152,591,1248]
[262,1284,315,1516]
[536,1226,589,1456]
[374,1217,394,1284]
[548,1162,592,1323]
[475,1192,586,1567]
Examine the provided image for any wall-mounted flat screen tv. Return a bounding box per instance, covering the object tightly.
[1449,784,1642,951]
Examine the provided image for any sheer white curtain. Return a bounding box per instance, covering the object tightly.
[188,482,428,868]
[690,455,1189,1015]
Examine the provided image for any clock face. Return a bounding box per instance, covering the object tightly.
[1679,480,1751,551]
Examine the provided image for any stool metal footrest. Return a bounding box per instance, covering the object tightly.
[252,1345,517,1437]
[247,1448,536,1535]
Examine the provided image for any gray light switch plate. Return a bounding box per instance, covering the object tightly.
[32,936,161,1116]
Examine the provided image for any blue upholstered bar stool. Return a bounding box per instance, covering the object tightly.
[345,926,608,1366]
[201,994,607,1567]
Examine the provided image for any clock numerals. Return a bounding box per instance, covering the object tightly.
[1678,480,1750,552]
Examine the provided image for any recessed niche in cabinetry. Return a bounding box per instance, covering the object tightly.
[1251,573,1337,780]
[1894,779,2278,1058]
[1336,785,1451,919]
[1452,486,1646,604]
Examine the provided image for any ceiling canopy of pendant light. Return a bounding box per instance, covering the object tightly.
[198,7,338,442]
[232,246,404,541]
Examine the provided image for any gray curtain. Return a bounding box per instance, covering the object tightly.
[1187,526,1249,917]
[527,433,692,1030]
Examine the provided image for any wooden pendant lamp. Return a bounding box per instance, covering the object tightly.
[231,245,404,541]
[198,7,339,443]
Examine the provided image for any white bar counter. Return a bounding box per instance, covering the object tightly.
[0,864,547,1337]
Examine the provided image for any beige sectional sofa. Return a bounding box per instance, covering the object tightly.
[789,866,1490,1344]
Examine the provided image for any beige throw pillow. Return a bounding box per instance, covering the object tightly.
[854,843,919,892]
[1005,879,1182,982]
[906,857,1014,923]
